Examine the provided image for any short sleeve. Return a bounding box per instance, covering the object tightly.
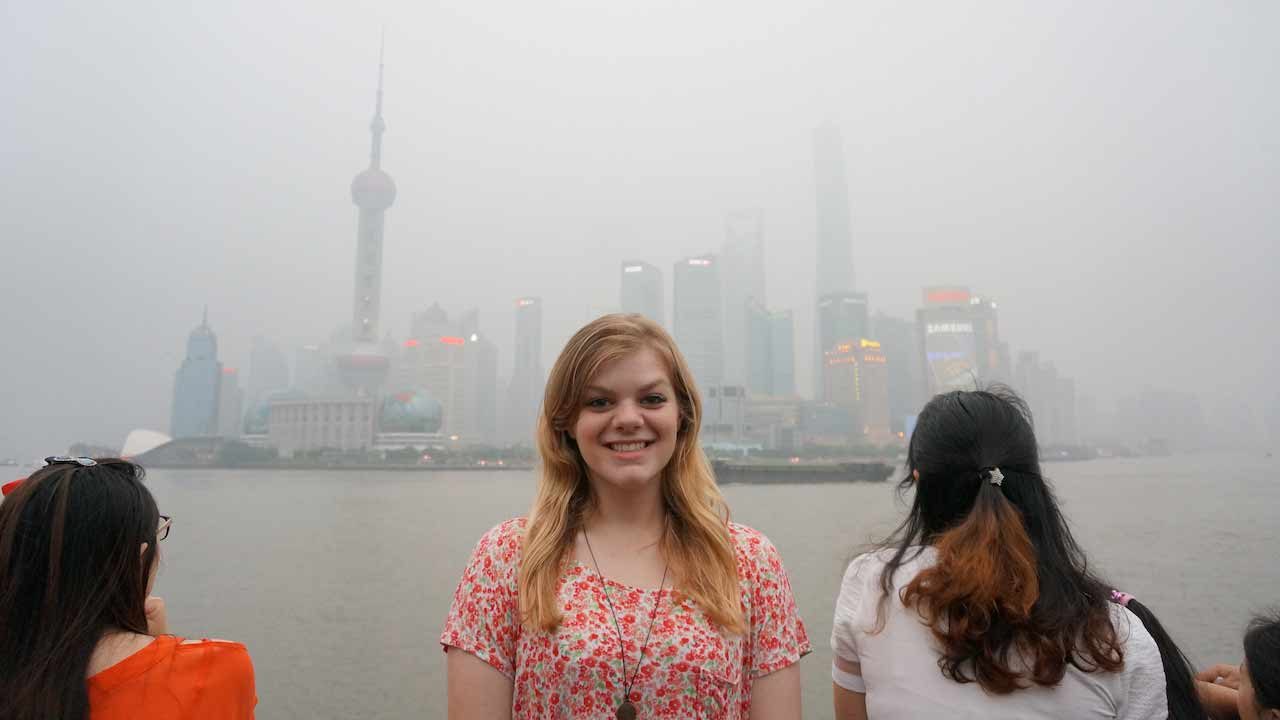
[830,553,876,666]
[190,641,257,718]
[734,524,812,677]
[1114,606,1169,720]
[439,519,524,678]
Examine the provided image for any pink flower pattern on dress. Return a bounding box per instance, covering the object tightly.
[441,518,811,719]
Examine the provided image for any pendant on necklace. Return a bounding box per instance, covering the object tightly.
[616,700,637,720]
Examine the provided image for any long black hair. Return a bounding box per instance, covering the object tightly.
[873,386,1203,717]
[0,458,160,720]
[1244,610,1280,713]
[1122,598,1207,720]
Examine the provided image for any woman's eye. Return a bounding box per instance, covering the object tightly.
[642,394,666,405]
[586,398,610,408]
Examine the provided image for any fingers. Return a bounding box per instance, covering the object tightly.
[1197,663,1240,684]
[1195,679,1241,720]
[144,595,169,636]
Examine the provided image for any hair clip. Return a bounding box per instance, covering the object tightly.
[44,456,97,467]
[1109,590,1135,607]
[986,467,1004,486]
[2,478,24,497]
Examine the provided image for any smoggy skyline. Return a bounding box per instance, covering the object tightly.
[2,1,1277,457]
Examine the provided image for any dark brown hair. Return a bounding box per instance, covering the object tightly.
[877,387,1123,694]
[0,459,159,720]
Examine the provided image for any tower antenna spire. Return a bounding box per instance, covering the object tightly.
[369,29,386,169]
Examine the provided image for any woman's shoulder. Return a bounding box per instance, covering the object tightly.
[727,522,778,561]
[466,517,527,569]
[839,545,934,592]
[172,637,254,674]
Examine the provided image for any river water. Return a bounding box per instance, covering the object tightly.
[145,454,1279,718]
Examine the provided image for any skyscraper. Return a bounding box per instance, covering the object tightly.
[917,286,980,397]
[812,123,857,396]
[823,339,890,443]
[246,337,290,409]
[721,210,766,387]
[170,310,222,438]
[620,261,663,326]
[463,330,499,442]
[504,297,544,445]
[339,42,396,395]
[871,312,922,434]
[216,367,243,438]
[816,291,868,400]
[673,255,723,394]
[746,300,795,397]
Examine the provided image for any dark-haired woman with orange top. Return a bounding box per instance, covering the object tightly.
[0,457,256,720]
[830,388,1205,720]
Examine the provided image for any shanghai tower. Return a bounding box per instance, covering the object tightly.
[812,123,862,399]
[813,123,854,297]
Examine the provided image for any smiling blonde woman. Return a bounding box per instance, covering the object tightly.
[441,313,810,720]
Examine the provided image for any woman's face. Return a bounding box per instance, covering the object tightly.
[571,347,681,493]
[1238,661,1279,720]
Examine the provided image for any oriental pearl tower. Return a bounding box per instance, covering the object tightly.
[337,42,397,395]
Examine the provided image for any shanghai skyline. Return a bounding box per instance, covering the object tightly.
[2,1,1277,458]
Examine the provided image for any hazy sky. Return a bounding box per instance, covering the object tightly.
[2,0,1277,457]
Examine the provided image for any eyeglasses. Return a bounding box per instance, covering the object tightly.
[44,456,97,467]
[157,515,173,542]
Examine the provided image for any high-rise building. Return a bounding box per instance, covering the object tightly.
[812,123,857,397]
[463,330,499,442]
[339,43,395,394]
[216,368,244,438]
[917,286,980,397]
[816,291,868,400]
[871,312,922,434]
[293,344,329,392]
[673,255,723,395]
[170,310,222,438]
[969,294,1010,383]
[746,301,795,397]
[247,337,290,409]
[398,334,466,435]
[721,210,766,387]
[410,303,452,341]
[620,261,663,326]
[813,124,855,297]
[823,339,890,443]
[504,297,544,445]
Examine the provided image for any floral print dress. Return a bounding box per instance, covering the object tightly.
[441,518,811,719]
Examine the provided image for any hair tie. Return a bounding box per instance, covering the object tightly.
[1109,590,1135,607]
[983,467,1004,486]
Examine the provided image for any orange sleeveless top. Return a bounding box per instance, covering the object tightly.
[88,635,256,719]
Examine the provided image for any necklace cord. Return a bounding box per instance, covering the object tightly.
[583,530,670,704]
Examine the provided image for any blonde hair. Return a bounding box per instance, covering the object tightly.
[518,313,745,634]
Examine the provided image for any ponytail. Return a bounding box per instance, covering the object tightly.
[901,477,1048,694]
[1111,596,1206,720]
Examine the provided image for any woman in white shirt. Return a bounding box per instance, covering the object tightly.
[830,387,1205,720]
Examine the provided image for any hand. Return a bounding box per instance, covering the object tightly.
[1197,663,1242,690]
[1196,679,1240,720]
[144,596,168,636]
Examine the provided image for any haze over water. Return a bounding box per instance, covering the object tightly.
[149,454,1279,719]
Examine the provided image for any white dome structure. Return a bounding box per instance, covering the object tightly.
[121,429,171,458]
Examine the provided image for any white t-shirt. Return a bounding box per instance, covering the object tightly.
[830,547,1168,720]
